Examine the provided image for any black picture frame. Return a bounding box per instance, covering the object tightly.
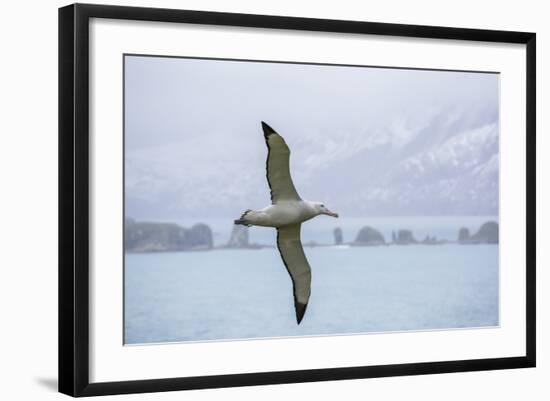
[59,3,536,397]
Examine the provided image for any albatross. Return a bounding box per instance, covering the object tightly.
[234,122,339,324]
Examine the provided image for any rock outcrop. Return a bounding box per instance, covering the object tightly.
[458,221,498,244]
[226,225,249,248]
[471,221,499,243]
[395,229,417,245]
[333,227,343,245]
[353,226,385,246]
[188,223,214,249]
[124,219,213,252]
[458,227,470,242]
[422,235,443,245]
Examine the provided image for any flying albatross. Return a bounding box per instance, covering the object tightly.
[234,122,339,324]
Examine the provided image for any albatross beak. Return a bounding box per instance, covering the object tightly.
[324,210,339,218]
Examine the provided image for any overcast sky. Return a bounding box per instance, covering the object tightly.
[124,55,499,220]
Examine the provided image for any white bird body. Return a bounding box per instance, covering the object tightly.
[235,122,338,324]
[242,201,319,228]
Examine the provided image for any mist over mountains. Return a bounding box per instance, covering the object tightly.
[124,56,499,220]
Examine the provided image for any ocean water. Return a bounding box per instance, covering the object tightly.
[124,217,499,344]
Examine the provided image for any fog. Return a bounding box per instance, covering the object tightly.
[124,55,499,219]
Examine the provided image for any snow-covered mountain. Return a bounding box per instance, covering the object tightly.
[125,114,498,219]
[123,55,499,220]
[350,122,498,215]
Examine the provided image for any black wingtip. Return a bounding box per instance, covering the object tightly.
[261,121,276,138]
[295,301,308,324]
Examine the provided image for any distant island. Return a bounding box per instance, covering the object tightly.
[124,217,498,252]
[457,221,499,244]
[125,218,213,252]
[350,227,444,246]
[347,221,498,247]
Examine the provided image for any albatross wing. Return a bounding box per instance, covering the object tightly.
[262,122,302,204]
[276,224,311,324]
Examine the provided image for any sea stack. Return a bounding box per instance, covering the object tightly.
[353,226,385,246]
[227,224,250,248]
[396,229,417,245]
[458,227,470,243]
[333,227,343,245]
[458,221,499,244]
[471,221,499,244]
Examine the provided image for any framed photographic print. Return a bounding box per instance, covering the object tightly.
[58,3,536,397]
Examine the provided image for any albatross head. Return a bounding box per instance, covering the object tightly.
[313,202,339,218]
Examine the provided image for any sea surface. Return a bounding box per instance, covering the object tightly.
[124,216,499,344]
